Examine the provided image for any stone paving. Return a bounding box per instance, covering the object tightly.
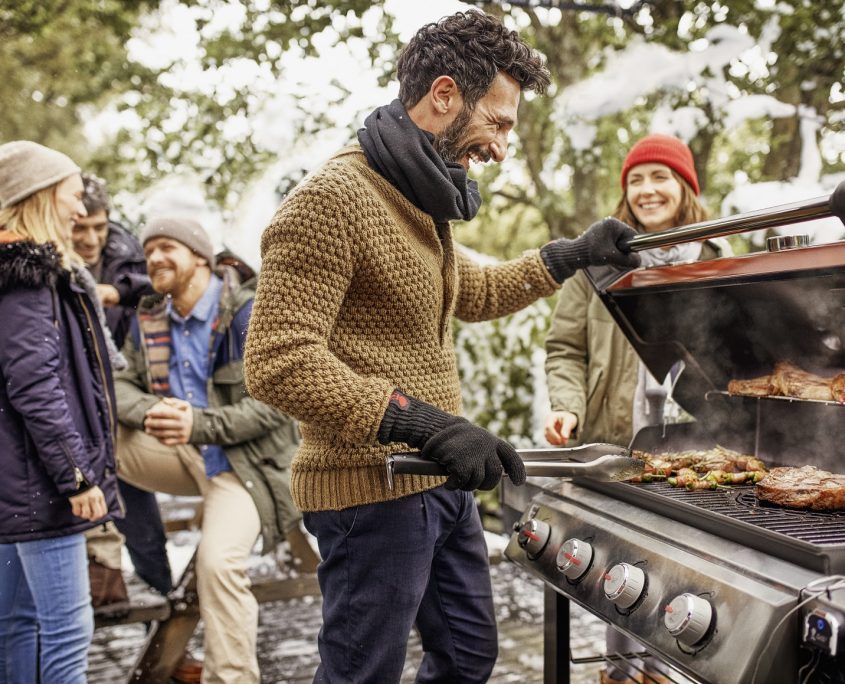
[88,532,610,683]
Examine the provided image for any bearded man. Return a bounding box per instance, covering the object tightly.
[244,10,640,683]
[114,216,311,683]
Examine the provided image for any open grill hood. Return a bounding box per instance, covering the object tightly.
[586,182,845,469]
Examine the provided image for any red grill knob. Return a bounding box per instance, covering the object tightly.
[516,518,550,559]
[664,593,713,646]
[603,563,645,609]
[556,538,593,580]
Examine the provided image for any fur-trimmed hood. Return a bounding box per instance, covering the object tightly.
[0,231,63,291]
[0,231,126,370]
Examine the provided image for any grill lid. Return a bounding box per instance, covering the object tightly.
[586,183,845,462]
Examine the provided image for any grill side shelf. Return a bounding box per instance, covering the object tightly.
[574,479,845,574]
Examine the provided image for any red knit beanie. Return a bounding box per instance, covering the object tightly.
[620,133,700,196]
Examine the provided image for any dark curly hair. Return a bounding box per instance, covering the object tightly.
[397,10,550,110]
[81,173,110,215]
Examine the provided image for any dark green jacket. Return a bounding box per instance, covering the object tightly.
[115,267,300,552]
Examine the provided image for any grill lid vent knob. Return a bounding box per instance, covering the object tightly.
[664,593,714,646]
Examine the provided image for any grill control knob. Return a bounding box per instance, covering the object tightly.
[516,518,551,559]
[603,563,645,610]
[664,593,713,646]
[556,538,593,580]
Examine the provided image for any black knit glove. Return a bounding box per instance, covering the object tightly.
[540,217,641,284]
[377,390,526,490]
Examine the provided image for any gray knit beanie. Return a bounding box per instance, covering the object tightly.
[0,140,81,208]
[140,215,216,268]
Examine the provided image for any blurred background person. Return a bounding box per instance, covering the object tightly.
[0,140,124,684]
[73,174,173,611]
[543,133,730,684]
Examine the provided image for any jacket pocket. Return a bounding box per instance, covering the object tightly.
[212,361,248,405]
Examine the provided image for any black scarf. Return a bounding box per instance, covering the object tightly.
[357,99,481,224]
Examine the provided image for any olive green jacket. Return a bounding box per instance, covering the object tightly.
[544,241,726,446]
[114,269,300,552]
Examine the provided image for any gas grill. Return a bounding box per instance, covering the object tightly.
[503,182,845,684]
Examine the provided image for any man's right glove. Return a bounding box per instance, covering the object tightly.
[377,390,526,491]
[540,217,641,284]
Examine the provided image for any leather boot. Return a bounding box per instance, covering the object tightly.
[171,652,203,683]
[88,559,130,616]
[599,669,642,684]
[285,525,320,574]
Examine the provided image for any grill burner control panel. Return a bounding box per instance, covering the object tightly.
[505,492,818,683]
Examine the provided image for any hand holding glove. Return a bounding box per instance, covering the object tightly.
[377,390,525,490]
[540,217,641,284]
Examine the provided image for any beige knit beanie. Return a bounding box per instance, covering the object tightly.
[0,140,81,208]
[140,215,216,268]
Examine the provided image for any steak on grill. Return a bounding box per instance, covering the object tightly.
[756,466,845,511]
[728,361,845,402]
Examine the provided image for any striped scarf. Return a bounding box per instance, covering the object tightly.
[138,271,236,397]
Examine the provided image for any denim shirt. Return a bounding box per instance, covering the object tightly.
[167,275,231,478]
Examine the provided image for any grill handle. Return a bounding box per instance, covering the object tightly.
[620,179,845,253]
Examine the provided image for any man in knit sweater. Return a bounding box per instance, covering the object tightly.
[245,10,640,683]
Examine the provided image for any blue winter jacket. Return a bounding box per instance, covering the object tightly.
[0,235,122,543]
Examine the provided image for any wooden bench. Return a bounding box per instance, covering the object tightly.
[94,501,320,683]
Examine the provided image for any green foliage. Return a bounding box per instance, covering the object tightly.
[454,297,553,446]
[0,0,155,156]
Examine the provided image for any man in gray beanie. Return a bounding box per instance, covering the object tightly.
[140,215,216,269]
[0,140,80,208]
[112,214,316,682]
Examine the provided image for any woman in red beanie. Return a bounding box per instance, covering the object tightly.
[543,133,729,684]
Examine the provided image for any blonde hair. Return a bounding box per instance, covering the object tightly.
[613,170,708,230]
[0,184,81,269]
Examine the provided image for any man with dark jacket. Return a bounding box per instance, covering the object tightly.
[74,175,173,612]
[74,174,152,349]
[115,216,310,683]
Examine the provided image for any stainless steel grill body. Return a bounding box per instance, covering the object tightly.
[505,478,830,683]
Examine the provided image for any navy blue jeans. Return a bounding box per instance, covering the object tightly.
[303,487,497,684]
[114,479,173,595]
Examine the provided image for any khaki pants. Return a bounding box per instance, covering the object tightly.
[117,425,261,684]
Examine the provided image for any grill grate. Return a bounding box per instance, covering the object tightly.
[577,478,845,573]
[628,482,845,546]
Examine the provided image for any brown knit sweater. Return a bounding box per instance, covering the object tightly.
[244,144,559,511]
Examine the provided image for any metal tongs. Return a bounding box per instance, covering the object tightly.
[385,442,643,489]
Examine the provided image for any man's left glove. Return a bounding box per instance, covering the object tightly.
[377,390,526,491]
[540,217,641,284]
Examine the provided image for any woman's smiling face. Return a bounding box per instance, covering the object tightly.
[625,162,683,232]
